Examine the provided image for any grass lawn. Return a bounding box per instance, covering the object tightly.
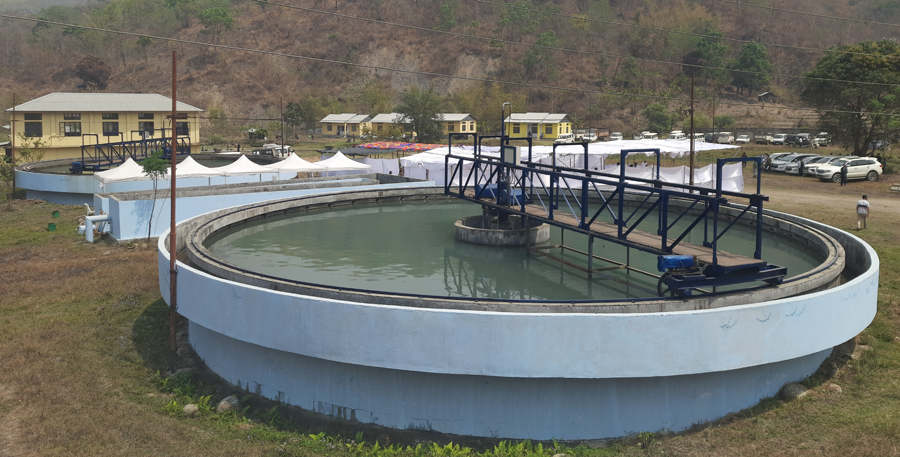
[1,148,898,456]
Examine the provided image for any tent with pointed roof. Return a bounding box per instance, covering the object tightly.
[316,152,373,173]
[93,158,155,183]
[266,153,326,173]
[212,154,275,175]
[167,156,223,178]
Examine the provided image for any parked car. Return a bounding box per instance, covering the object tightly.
[813,132,832,147]
[771,153,818,172]
[784,155,821,174]
[815,157,884,182]
[801,156,848,175]
[669,130,687,140]
[756,133,775,145]
[692,133,705,142]
[736,135,751,144]
[704,132,716,143]
[554,132,576,144]
[581,133,598,142]
[640,131,659,140]
[717,132,735,144]
[786,133,811,147]
[771,134,787,145]
[609,132,624,141]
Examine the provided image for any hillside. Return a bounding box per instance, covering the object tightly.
[0,0,895,139]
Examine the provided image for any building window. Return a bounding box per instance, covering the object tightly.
[545,126,552,135]
[175,122,189,136]
[60,122,82,136]
[138,113,154,120]
[138,121,154,136]
[103,122,120,136]
[24,113,42,121]
[513,124,520,134]
[63,113,81,120]
[448,124,454,132]
[327,125,333,132]
[461,124,466,132]
[102,113,119,120]
[24,122,43,137]
[351,125,357,132]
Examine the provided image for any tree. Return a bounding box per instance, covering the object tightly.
[728,42,773,97]
[76,55,112,90]
[683,29,728,83]
[801,40,900,155]
[642,103,679,134]
[436,2,458,30]
[0,135,47,204]
[395,86,445,143]
[519,30,559,80]
[284,100,321,132]
[140,150,169,240]
[165,0,197,28]
[199,7,234,44]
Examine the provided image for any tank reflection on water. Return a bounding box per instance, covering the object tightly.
[204,201,820,301]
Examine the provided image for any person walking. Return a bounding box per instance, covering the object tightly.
[840,163,848,186]
[798,159,805,177]
[857,195,870,230]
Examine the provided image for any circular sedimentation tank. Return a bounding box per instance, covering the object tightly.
[160,186,878,440]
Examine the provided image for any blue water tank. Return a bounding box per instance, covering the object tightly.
[657,255,695,272]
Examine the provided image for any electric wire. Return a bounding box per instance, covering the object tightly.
[715,0,900,28]
[0,12,896,118]
[258,0,900,89]
[474,0,900,59]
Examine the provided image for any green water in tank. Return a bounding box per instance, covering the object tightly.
[203,201,820,301]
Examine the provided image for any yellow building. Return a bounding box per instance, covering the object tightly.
[442,114,477,137]
[319,113,372,137]
[503,113,572,139]
[368,113,412,137]
[6,92,204,162]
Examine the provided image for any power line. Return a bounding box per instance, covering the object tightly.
[715,0,900,28]
[260,0,900,90]
[0,13,894,119]
[475,0,900,60]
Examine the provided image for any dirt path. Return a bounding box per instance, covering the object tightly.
[757,171,900,220]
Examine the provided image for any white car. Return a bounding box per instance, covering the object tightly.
[803,156,853,175]
[772,134,787,145]
[816,157,883,183]
[769,153,802,172]
[783,155,821,174]
[582,133,598,142]
[669,130,687,140]
[736,135,751,144]
[609,132,623,141]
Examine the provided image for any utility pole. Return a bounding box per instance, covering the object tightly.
[168,50,179,360]
[689,75,695,189]
[10,94,16,196]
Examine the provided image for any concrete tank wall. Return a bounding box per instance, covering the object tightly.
[156,187,879,440]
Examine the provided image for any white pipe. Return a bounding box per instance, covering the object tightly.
[85,213,112,243]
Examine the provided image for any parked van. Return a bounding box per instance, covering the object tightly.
[554,133,576,144]
[669,130,687,140]
[640,131,659,140]
[692,133,705,142]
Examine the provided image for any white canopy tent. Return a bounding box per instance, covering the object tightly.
[266,153,327,173]
[93,158,154,184]
[166,156,223,178]
[317,152,373,174]
[211,154,276,175]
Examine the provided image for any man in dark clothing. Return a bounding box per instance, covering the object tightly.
[798,160,805,177]
[840,163,848,186]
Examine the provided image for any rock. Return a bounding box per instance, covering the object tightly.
[217,395,241,414]
[823,383,843,394]
[780,383,809,400]
[183,403,200,417]
[851,344,872,360]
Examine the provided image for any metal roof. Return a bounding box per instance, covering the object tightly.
[504,112,570,123]
[370,113,410,123]
[442,113,476,122]
[6,92,204,113]
[320,113,372,124]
